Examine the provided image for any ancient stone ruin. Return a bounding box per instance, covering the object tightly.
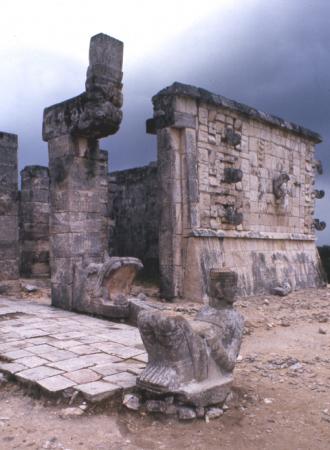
[42,33,124,311]
[20,165,50,278]
[0,32,327,417]
[147,82,326,301]
[0,132,19,293]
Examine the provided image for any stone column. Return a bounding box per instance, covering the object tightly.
[20,165,50,278]
[147,93,198,299]
[42,34,123,310]
[0,132,19,283]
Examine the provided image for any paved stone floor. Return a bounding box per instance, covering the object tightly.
[0,296,147,402]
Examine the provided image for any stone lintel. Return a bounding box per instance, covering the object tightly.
[146,111,196,134]
[190,229,316,241]
[152,82,322,143]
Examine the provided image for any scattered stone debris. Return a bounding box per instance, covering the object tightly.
[318,327,327,335]
[272,283,292,297]
[145,400,166,414]
[267,356,300,369]
[137,293,148,302]
[21,283,39,293]
[205,407,224,420]
[123,393,141,411]
[177,406,196,420]
[59,407,84,418]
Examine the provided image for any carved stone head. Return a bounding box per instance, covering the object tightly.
[209,269,238,307]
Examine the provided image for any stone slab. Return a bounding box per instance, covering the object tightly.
[42,349,78,362]
[16,366,63,383]
[25,344,57,355]
[47,357,95,372]
[3,349,34,360]
[0,296,146,401]
[76,380,121,402]
[15,356,49,368]
[64,368,101,384]
[92,363,122,376]
[103,371,137,389]
[0,362,27,374]
[37,375,77,393]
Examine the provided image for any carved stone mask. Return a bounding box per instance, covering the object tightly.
[209,270,238,307]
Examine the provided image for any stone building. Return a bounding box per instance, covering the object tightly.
[108,162,159,277]
[0,42,326,304]
[0,132,19,283]
[19,165,50,278]
[146,82,325,301]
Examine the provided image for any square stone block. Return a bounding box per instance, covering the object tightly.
[15,356,48,368]
[64,368,101,384]
[41,349,77,362]
[3,349,34,360]
[77,380,121,402]
[103,371,137,389]
[25,344,57,355]
[93,363,121,376]
[16,366,63,383]
[47,357,94,372]
[37,374,77,393]
[0,362,27,374]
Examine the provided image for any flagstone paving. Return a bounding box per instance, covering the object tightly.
[0,296,147,402]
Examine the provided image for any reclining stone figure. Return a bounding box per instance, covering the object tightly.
[137,270,244,406]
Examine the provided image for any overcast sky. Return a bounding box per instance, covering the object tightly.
[1,0,329,243]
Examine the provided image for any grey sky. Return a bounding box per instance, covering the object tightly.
[1,0,329,243]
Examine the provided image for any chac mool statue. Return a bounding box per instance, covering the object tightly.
[137,270,244,406]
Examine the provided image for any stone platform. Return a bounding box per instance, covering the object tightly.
[0,296,147,402]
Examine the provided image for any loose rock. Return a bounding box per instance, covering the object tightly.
[177,406,197,420]
[123,393,141,411]
[22,283,38,293]
[205,407,224,420]
[196,407,205,418]
[145,400,166,413]
[59,407,84,418]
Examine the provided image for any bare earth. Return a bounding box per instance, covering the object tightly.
[0,286,329,450]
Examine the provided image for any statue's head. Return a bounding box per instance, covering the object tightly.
[209,269,238,307]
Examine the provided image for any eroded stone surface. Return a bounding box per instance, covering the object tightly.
[0,132,19,284]
[43,34,123,141]
[137,270,244,407]
[0,297,145,402]
[19,165,50,278]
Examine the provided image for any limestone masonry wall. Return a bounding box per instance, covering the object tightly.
[0,132,19,281]
[19,165,50,277]
[148,82,325,301]
[108,162,159,276]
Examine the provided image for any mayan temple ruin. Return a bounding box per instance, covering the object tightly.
[0,33,328,427]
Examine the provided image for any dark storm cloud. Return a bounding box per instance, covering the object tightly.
[1,0,330,241]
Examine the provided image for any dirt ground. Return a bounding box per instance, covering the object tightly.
[0,285,329,450]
